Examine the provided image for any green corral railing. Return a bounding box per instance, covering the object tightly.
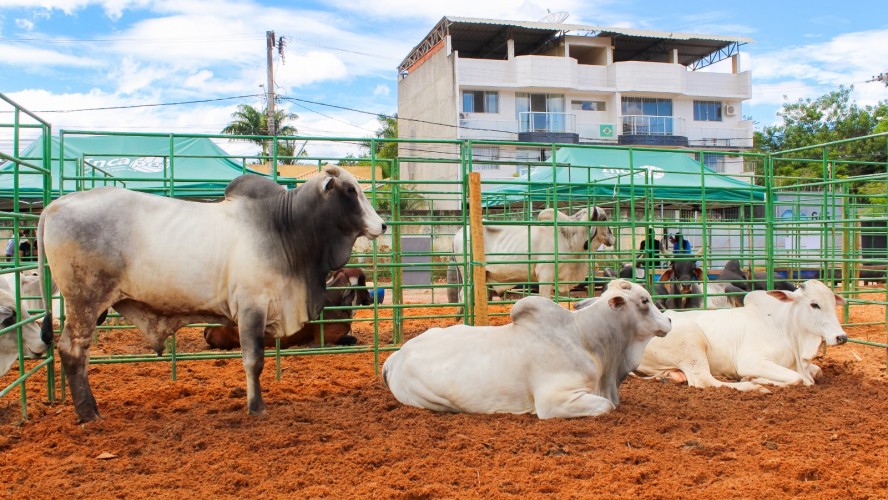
[0,93,54,420]
[2,106,887,417]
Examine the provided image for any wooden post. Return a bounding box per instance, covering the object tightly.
[468,172,489,326]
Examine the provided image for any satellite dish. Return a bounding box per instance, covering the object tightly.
[539,10,569,23]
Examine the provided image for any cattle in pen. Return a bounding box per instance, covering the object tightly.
[38,167,386,422]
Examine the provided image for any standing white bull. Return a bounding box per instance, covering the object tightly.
[383,279,671,419]
[38,167,386,422]
[637,280,847,392]
[447,207,615,304]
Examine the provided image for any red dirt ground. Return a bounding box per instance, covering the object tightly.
[2,296,887,499]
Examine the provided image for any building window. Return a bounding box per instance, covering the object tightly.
[462,91,499,113]
[698,152,725,173]
[571,100,606,111]
[694,100,723,121]
[621,97,673,135]
[621,97,672,117]
[472,146,500,171]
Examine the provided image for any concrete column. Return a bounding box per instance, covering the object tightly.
[507,38,515,60]
[731,54,739,74]
[670,48,679,64]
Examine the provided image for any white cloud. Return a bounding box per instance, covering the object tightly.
[373,84,390,97]
[0,42,99,67]
[14,18,34,30]
[0,0,152,20]
[749,81,820,107]
[753,30,888,86]
[274,50,349,89]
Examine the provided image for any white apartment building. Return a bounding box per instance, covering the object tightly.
[397,16,754,185]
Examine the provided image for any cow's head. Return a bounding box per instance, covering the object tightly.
[607,279,671,338]
[539,207,615,252]
[318,167,387,240]
[0,287,48,370]
[660,259,704,296]
[578,279,671,338]
[582,207,616,249]
[766,280,848,346]
[326,268,374,311]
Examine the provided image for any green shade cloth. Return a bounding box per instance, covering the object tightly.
[1,134,253,200]
[483,147,765,206]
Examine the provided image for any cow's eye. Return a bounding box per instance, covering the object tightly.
[642,298,649,305]
[348,186,357,196]
[811,303,820,310]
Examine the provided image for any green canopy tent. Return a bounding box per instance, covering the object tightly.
[483,147,765,206]
[0,134,255,204]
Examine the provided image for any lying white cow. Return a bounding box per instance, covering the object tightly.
[447,207,615,303]
[704,282,745,309]
[637,280,847,391]
[0,276,49,376]
[383,279,671,419]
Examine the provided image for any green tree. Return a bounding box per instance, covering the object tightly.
[756,86,888,182]
[360,114,398,178]
[221,103,300,158]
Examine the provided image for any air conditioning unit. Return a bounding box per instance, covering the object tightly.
[724,104,737,116]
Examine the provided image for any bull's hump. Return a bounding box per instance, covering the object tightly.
[510,296,571,328]
[225,174,285,200]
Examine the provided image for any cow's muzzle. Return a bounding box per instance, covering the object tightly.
[835,335,848,345]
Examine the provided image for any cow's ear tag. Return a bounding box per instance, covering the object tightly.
[608,296,626,310]
[322,176,336,193]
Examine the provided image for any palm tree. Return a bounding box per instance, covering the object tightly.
[360,114,398,178]
[221,103,299,157]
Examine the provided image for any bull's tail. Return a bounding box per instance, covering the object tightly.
[381,363,390,389]
[37,214,53,346]
[446,256,463,306]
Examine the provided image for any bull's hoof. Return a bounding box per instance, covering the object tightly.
[75,410,102,424]
[334,335,358,346]
[247,400,267,416]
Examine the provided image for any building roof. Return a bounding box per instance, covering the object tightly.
[399,16,753,73]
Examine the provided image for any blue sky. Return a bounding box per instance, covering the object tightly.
[1,0,887,157]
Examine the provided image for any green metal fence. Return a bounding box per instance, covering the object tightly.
[0,93,54,420]
[2,96,886,420]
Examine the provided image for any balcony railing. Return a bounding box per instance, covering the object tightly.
[518,112,576,134]
[621,115,685,136]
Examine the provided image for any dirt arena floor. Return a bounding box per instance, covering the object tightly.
[2,292,888,499]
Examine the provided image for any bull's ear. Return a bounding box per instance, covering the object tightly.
[693,267,704,281]
[608,296,627,310]
[660,268,674,282]
[589,206,605,221]
[766,290,795,303]
[322,176,336,193]
[573,297,598,310]
[834,293,847,306]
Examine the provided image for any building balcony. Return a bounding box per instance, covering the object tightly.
[619,115,688,147]
[517,112,579,143]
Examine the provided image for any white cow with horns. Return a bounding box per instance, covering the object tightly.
[38,167,386,422]
[383,279,671,419]
[636,280,848,392]
[447,207,615,304]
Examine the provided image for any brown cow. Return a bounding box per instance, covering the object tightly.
[203,267,373,349]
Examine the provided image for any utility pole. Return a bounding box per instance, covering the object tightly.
[266,30,276,139]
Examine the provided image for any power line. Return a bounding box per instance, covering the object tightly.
[0,94,265,114]
[0,35,264,44]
